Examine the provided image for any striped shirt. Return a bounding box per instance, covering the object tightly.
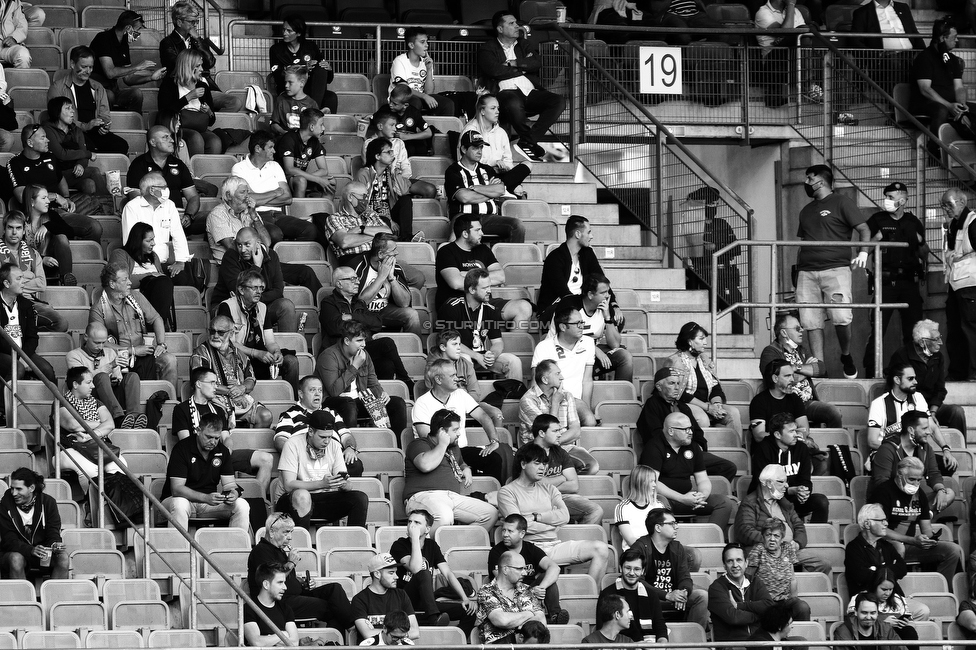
[445,161,500,215]
[273,403,348,445]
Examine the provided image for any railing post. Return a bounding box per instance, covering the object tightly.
[770,241,779,344]
[655,133,664,239]
[823,50,834,165]
[190,546,198,628]
[10,348,16,428]
[873,248,883,379]
[142,481,151,580]
[740,43,750,144]
[374,26,382,77]
[97,446,105,528]
[53,406,60,478]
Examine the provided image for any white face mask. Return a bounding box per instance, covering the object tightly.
[782,336,798,350]
[768,485,785,500]
[882,198,899,213]
[902,482,919,496]
[158,187,170,202]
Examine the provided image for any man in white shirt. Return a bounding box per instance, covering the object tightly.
[121,171,192,282]
[531,303,596,426]
[206,176,275,261]
[231,130,317,245]
[851,0,924,93]
[389,26,455,117]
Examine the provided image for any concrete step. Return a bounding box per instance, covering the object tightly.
[524,181,597,204]
[528,162,576,178]
[590,226,644,246]
[603,266,684,290]
[649,333,755,349]
[637,289,709,310]
[714,357,763,379]
[645,312,733,334]
[943,382,976,404]
[551,203,620,224]
[652,346,756,359]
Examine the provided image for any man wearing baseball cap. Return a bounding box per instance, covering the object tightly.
[352,553,419,642]
[275,409,368,530]
[88,10,167,113]
[635,366,737,482]
[862,181,929,377]
[444,131,526,243]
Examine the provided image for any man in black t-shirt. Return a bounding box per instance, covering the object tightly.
[863,181,929,376]
[160,413,250,531]
[126,125,204,234]
[487,514,568,624]
[274,107,335,199]
[88,11,166,113]
[749,358,810,447]
[243,562,298,647]
[434,214,533,327]
[389,509,476,633]
[352,553,419,642]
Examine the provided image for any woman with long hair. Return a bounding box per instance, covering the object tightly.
[42,96,107,197]
[847,567,929,640]
[458,94,532,195]
[159,49,221,156]
[23,185,76,286]
[108,222,176,328]
[614,464,666,550]
[268,14,337,114]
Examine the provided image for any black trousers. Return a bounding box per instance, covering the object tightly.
[947,286,972,380]
[863,278,924,377]
[285,582,356,629]
[787,491,829,523]
[399,568,475,634]
[276,489,368,529]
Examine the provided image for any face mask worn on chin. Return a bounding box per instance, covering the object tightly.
[882,198,899,213]
[770,488,785,500]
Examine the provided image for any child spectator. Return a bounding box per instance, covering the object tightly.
[389,26,455,117]
[745,517,810,621]
[374,84,432,157]
[275,107,335,198]
[363,110,436,199]
[271,65,321,136]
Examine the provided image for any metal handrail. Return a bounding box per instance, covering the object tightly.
[0,329,289,646]
[709,239,909,378]
[196,0,225,55]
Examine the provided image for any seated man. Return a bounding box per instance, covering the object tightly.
[346,234,422,337]
[88,263,177,388]
[247,513,356,631]
[161,413,250,531]
[243,562,299,647]
[750,412,829,523]
[172,366,274,500]
[353,553,420,642]
[389,509,476,630]
[909,17,971,158]
[477,12,565,162]
[445,132,526,243]
[323,182,396,264]
[191,315,273,428]
[531,304,597,426]
[207,176,276,260]
[889,319,967,436]
[0,468,68,579]
[273,375,363,477]
[439,268,523,382]
[517,414,602,525]
[498,443,610,584]
[850,0,924,86]
[129,126,205,236]
[734,464,830,574]
[870,410,956,512]
[0,264,56,408]
[314,320,408,436]
[598,548,668,643]
[475,549,547,644]
[274,107,336,198]
[403,409,499,533]
[318,265,411,384]
[413,358,513,484]
[89,10,166,112]
[361,611,414,647]
[544,273,633,383]
[216,268,300,390]
[276,409,368,530]
[835,593,907,650]
[585,594,635,644]
[708,543,774,644]
[0,211,67,331]
[66,322,144,429]
[874,456,966,590]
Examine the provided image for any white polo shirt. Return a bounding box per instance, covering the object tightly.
[412,388,479,448]
[531,335,595,399]
[231,157,287,214]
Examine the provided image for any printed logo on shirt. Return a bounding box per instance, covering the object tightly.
[652,558,673,592]
[404,118,415,128]
[170,168,180,175]
[46,163,54,171]
[890,496,921,519]
[820,210,831,217]
[212,457,222,467]
[683,450,694,460]
[367,614,385,628]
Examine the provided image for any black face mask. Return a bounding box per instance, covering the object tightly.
[804,182,818,198]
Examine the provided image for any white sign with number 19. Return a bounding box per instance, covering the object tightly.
[639,46,682,95]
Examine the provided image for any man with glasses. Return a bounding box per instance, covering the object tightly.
[630,508,710,630]
[708,543,775,645]
[598,548,668,643]
[88,10,166,113]
[88,262,177,388]
[889,319,966,434]
[345,233,422,337]
[475,549,547,644]
[216,268,299,391]
[875,455,966,588]
[940,187,976,380]
[734,464,830,574]
[323,182,396,264]
[643,411,734,529]
[845,503,929,619]
[130,126,205,236]
[360,611,414,646]
[759,312,842,428]
[636,367,738,482]
[531,304,596,426]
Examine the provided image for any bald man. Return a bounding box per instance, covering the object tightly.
[127,125,205,235]
[941,188,976,380]
[66,322,145,428]
[475,548,547,644]
[323,181,395,263]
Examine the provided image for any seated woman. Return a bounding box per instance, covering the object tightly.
[58,366,128,493]
[426,329,503,424]
[459,95,532,196]
[109,222,176,330]
[42,97,107,199]
[159,49,221,156]
[847,567,929,641]
[268,14,337,114]
[23,184,76,286]
[355,137,434,242]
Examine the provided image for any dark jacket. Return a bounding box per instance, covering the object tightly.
[869,436,943,494]
[708,573,774,642]
[834,615,906,650]
[157,76,216,125]
[214,245,286,306]
[629,536,694,600]
[636,390,709,463]
[319,288,384,348]
[0,490,62,558]
[749,436,814,493]
[850,2,924,50]
[538,241,617,316]
[844,532,908,596]
[246,537,303,596]
[41,122,92,172]
[159,30,218,81]
[733,488,807,550]
[0,294,39,356]
[477,36,543,95]
[889,343,948,409]
[315,343,382,399]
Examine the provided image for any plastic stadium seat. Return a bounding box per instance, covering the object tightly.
[336,91,377,114]
[148,630,206,648]
[189,154,237,179]
[410,156,452,179]
[273,241,326,263]
[177,579,238,646]
[501,261,543,286]
[109,600,170,634]
[196,527,251,578]
[213,71,265,90]
[6,69,50,88]
[899,572,948,594]
[417,626,466,645]
[804,592,844,625]
[594,401,642,426]
[500,199,551,220]
[577,475,618,497]
[324,547,377,584]
[9,87,48,112]
[108,111,144,130]
[329,73,370,92]
[674,523,725,546]
[445,547,492,587]
[665,622,708,649]
[546,624,585,644]
[21,632,81,648]
[434,525,491,549]
[373,526,407,554]
[795,572,833,595]
[63,528,125,582]
[85,631,143,648]
[0,449,35,474]
[250,379,295,402]
[493,242,544,266]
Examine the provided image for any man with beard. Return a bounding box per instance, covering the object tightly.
[834,593,906,650]
[636,367,737,482]
[889,319,966,433]
[871,410,956,511]
[353,553,420,642]
[750,413,828,523]
[708,544,774,645]
[129,125,204,235]
[795,164,870,378]
[47,46,128,154]
[598,548,668,643]
[867,362,958,479]
[243,562,299,647]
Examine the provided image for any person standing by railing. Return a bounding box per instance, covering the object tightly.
[942,187,976,381]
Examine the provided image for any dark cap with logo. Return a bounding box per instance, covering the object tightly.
[459,131,488,149]
[883,182,908,194]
